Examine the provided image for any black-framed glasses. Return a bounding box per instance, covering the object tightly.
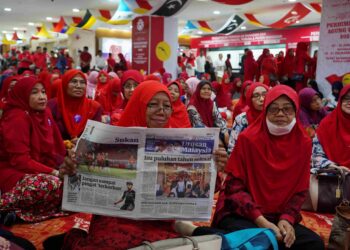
[69,79,86,86]
[252,91,267,99]
[267,105,295,115]
[147,103,172,113]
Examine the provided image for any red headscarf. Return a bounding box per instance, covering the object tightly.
[166,81,191,128]
[3,76,65,169]
[120,69,144,109]
[38,71,53,99]
[118,80,172,127]
[50,79,62,99]
[317,85,350,168]
[0,76,20,109]
[221,73,233,99]
[283,49,295,78]
[57,69,100,138]
[144,74,161,82]
[188,80,214,127]
[244,83,268,124]
[226,85,311,214]
[102,78,123,113]
[212,81,230,109]
[244,50,257,82]
[232,80,253,119]
[95,71,111,104]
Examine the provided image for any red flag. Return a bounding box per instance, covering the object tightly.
[53,17,66,32]
[11,32,20,40]
[245,3,311,29]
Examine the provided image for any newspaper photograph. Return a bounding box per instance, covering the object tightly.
[62,120,220,221]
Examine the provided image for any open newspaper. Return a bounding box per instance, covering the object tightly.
[62,120,220,221]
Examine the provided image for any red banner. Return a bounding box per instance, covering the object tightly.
[245,3,311,29]
[132,16,150,72]
[212,0,252,5]
[190,25,320,49]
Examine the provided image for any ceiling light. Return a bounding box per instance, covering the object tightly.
[213,10,220,15]
[198,31,203,34]
[291,11,298,15]
[240,26,247,30]
[2,31,7,34]
[4,8,12,12]
[13,27,18,30]
[46,17,53,21]
[288,0,297,2]
[72,8,80,12]
[296,20,300,23]
[28,22,34,26]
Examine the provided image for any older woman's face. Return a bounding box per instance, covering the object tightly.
[123,79,138,100]
[168,84,180,102]
[310,94,322,111]
[251,86,267,111]
[146,92,172,128]
[341,91,350,115]
[29,83,47,111]
[266,95,296,126]
[67,74,86,98]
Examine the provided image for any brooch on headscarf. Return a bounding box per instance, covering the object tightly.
[74,114,82,123]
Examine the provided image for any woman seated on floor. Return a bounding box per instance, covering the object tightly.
[0,76,74,223]
[187,80,229,145]
[57,80,228,250]
[227,83,268,154]
[212,85,324,250]
[311,84,350,172]
[47,69,102,141]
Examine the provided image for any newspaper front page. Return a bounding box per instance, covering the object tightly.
[62,120,219,221]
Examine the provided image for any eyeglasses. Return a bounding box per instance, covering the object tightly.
[147,103,172,113]
[267,105,295,115]
[252,92,267,99]
[69,79,86,87]
[124,83,138,90]
[342,96,350,103]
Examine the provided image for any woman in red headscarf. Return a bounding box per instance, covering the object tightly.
[94,71,110,106]
[213,85,324,249]
[312,84,350,171]
[260,55,278,87]
[227,83,268,154]
[243,50,258,82]
[99,77,123,122]
[232,80,253,120]
[294,42,312,92]
[0,76,68,223]
[114,53,128,72]
[256,48,270,81]
[187,80,229,144]
[282,49,296,88]
[167,81,191,128]
[47,69,102,140]
[0,76,20,117]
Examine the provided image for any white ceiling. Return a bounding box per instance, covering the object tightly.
[0,0,322,39]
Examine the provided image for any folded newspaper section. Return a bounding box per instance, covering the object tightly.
[62,120,220,221]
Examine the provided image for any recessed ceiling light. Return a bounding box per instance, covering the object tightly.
[72,8,80,12]
[291,11,298,15]
[288,0,297,2]
[46,17,53,21]
[13,27,18,30]
[4,7,12,12]
[213,10,220,15]
[28,22,34,26]
[240,26,247,30]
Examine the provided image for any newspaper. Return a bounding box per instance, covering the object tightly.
[62,120,220,221]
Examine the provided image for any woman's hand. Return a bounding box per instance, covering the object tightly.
[214,142,228,172]
[329,163,349,173]
[278,220,295,248]
[255,216,283,241]
[59,149,77,179]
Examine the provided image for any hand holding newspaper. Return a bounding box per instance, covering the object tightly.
[62,120,220,221]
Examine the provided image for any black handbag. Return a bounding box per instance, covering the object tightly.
[302,168,350,213]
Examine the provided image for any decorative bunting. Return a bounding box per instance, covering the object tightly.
[73,10,96,29]
[108,0,134,25]
[245,3,311,29]
[184,20,213,33]
[89,9,113,22]
[216,14,244,34]
[310,3,322,13]
[52,17,67,33]
[11,32,21,41]
[152,0,190,17]
[2,35,16,45]
[212,0,252,5]
[125,0,153,14]
[36,24,54,39]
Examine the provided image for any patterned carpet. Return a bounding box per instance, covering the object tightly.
[2,210,333,249]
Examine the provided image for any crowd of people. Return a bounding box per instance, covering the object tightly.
[0,41,349,249]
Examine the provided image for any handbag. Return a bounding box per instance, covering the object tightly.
[221,228,278,250]
[302,168,350,213]
[328,201,350,250]
[128,235,222,250]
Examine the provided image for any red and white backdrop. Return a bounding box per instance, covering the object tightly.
[132,16,178,78]
[316,0,350,97]
[190,25,320,50]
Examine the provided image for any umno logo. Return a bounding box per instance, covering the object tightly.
[137,19,144,31]
[284,15,301,24]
